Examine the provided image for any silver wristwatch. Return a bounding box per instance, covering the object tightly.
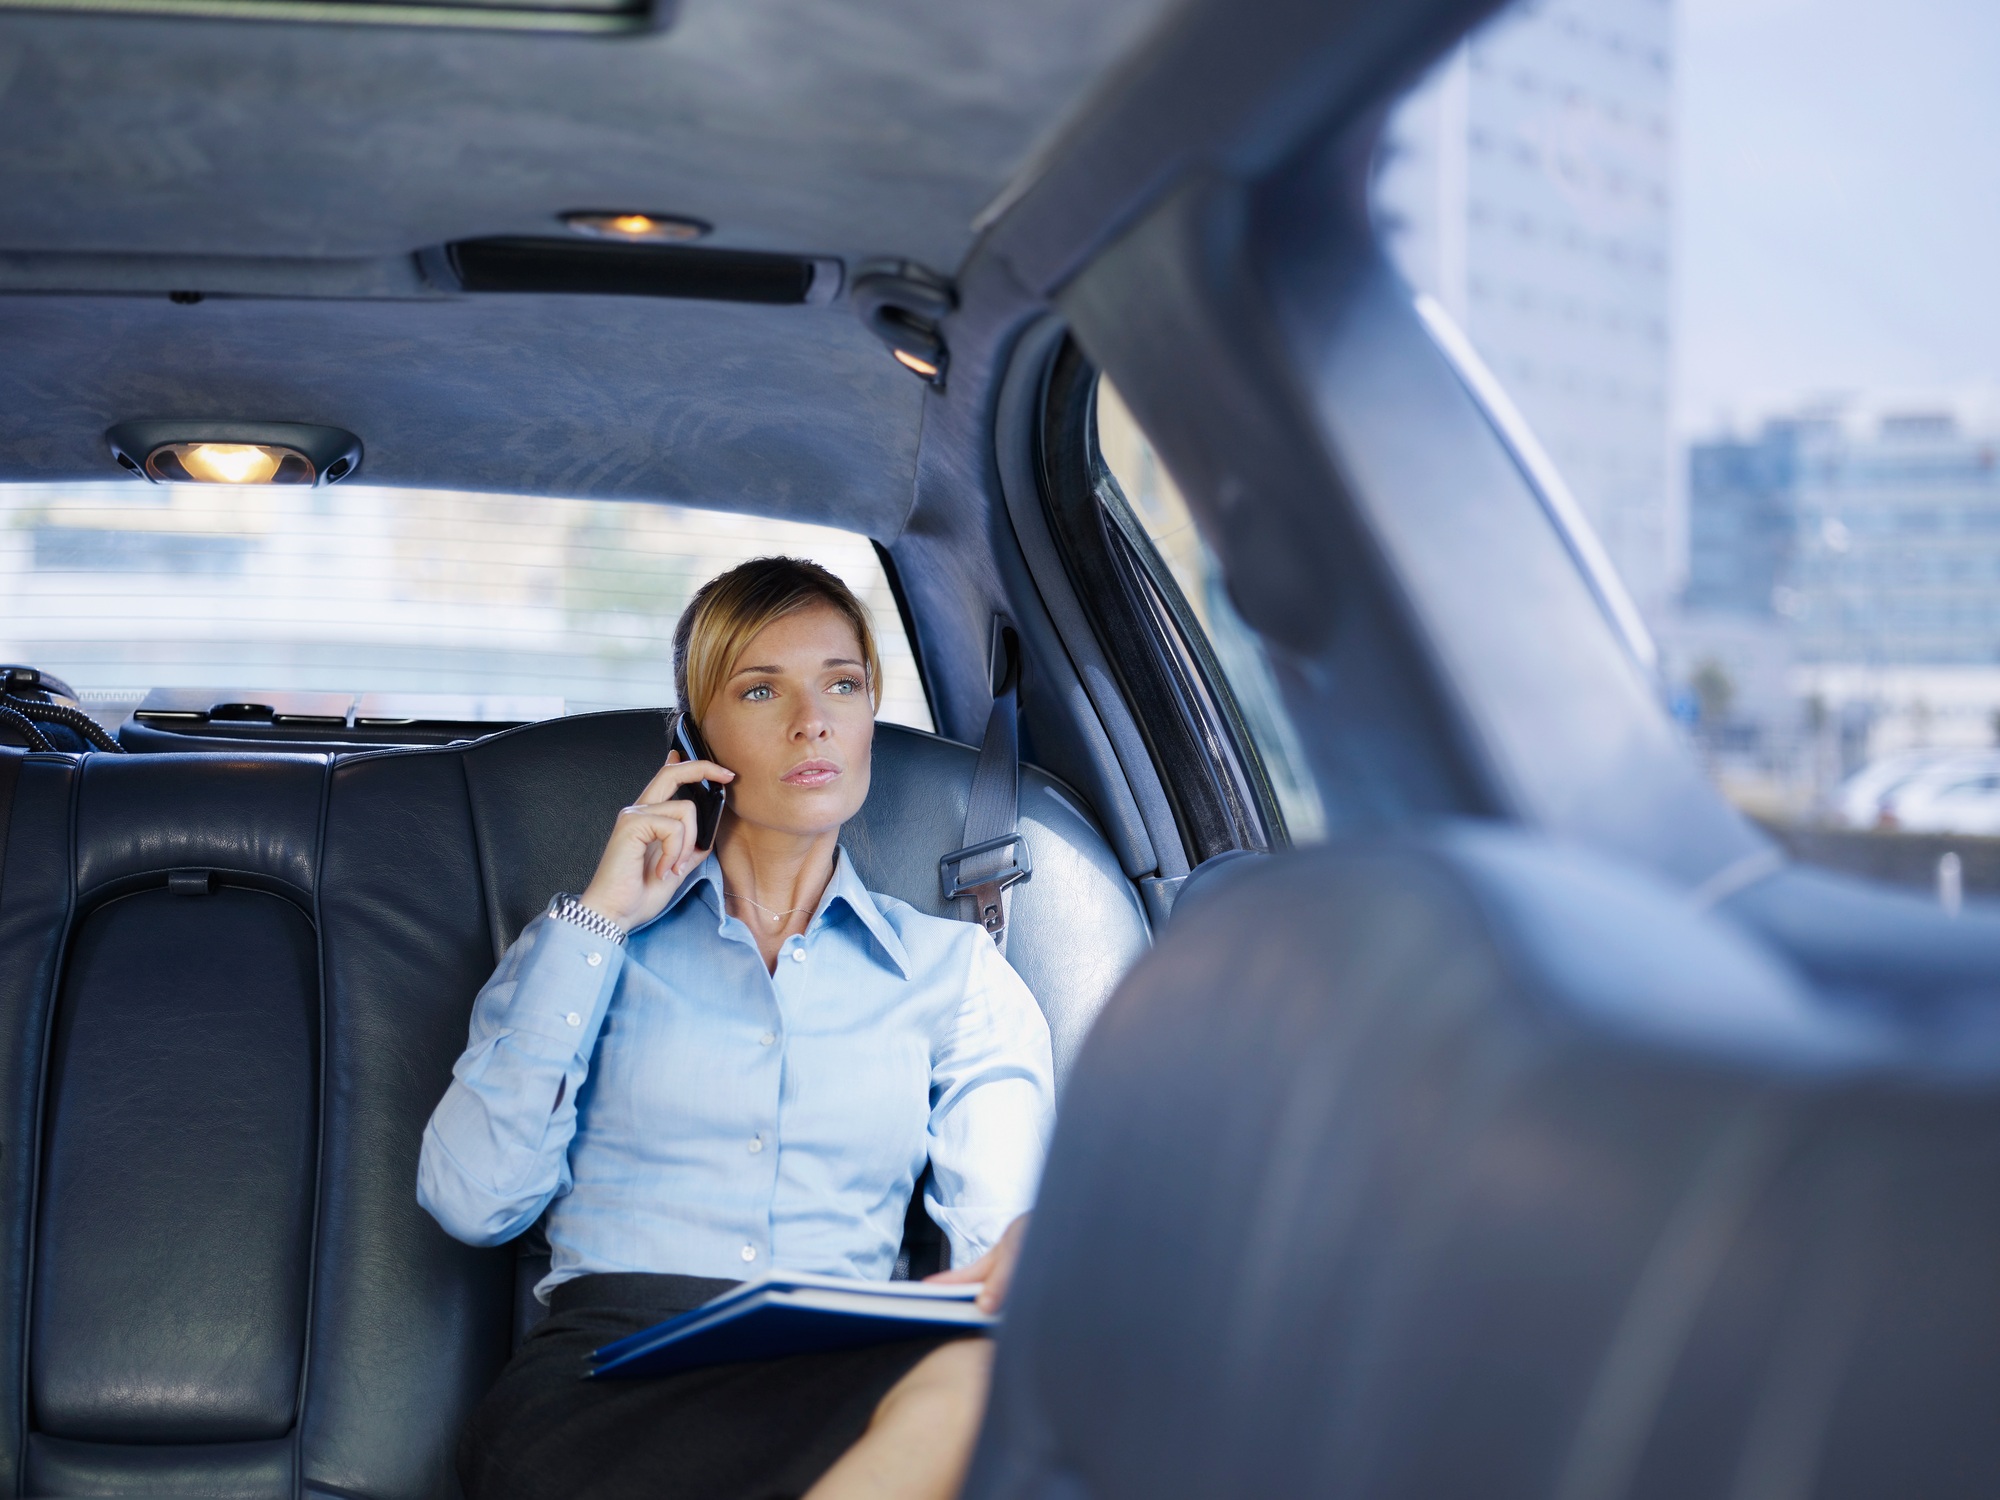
[548,892,628,947]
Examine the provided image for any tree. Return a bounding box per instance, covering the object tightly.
[1691,658,1734,728]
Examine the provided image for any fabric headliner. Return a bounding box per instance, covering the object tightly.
[0,294,925,533]
[0,0,1172,512]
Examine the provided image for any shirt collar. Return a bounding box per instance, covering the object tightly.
[653,845,910,979]
[659,854,724,923]
[818,845,910,979]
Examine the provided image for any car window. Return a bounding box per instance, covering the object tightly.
[1371,0,1998,905]
[1094,378,1327,842]
[0,483,931,732]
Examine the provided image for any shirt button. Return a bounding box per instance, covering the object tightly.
[565,1012,581,1028]
[759,1032,775,1047]
[587,952,602,967]
[790,947,806,963]
[748,1136,763,1154]
[740,1244,757,1263]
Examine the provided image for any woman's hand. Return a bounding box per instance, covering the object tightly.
[578,752,735,932]
[925,1213,1029,1313]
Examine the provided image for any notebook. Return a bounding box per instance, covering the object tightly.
[588,1270,996,1379]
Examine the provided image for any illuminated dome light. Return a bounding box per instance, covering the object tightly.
[146,442,315,485]
[561,211,711,243]
[107,421,362,488]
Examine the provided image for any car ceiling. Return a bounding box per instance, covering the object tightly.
[0,0,1171,530]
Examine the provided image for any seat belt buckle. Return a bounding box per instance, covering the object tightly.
[939,833,1033,939]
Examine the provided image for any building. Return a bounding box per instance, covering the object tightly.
[1372,0,1675,620]
[1687,409,2000,665]
[1678,402,2000,776]
[1685,423,1799,618]
[1789,414,2000,669]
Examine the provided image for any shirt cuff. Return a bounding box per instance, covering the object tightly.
[925,1201,1018,1273]
[496,911,625,1046]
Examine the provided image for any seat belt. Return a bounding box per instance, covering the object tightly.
[938,624,1032,953]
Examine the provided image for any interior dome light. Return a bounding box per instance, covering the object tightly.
[106,421,363,488]
[562,211,710,243]
[152,442,309,485]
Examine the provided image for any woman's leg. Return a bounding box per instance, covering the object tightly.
[803,1338,995,1500]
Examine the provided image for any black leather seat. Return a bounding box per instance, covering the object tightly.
[963,824,2000,1500]
[0,710,1146,1499]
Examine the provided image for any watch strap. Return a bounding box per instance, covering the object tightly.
[548,892,628,947]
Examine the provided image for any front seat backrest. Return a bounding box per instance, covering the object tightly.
[966,826,2000,1500]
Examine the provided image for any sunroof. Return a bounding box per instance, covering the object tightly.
[0,0,665,32]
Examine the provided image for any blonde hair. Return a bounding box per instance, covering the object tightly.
[673,557,883,727]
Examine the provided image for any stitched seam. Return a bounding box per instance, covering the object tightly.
[291,753,334,1498]
[15,757,79,1496]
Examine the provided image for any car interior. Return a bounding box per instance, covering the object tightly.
[3,0,2000,1496]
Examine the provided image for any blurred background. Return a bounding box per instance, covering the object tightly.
[0,490,933,732]
[1370,0,2000,897]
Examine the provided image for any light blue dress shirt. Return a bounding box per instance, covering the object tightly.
[417,847,1056,1299]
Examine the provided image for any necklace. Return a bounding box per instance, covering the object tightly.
[722,855,835,928]
[724,890,815,926]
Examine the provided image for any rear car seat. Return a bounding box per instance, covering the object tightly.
[0,710,1147,1500]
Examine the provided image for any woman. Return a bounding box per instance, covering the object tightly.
[418,556,1055,1500]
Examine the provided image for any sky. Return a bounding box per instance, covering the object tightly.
[1675,0,2000,436]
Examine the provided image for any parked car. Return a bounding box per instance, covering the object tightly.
[1876,754,2000,835]
[1832,749,2000,829]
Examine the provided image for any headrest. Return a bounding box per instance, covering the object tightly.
[75,754,328,902]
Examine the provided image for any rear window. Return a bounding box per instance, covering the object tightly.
[0,484,932,732]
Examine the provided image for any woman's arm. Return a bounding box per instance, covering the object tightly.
[416,911,626,1245]
[920,933,1057,1286]
[927,1212,1030,1312]
[417,751,730,1245]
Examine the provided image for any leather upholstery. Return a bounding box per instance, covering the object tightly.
[73,754,326,903]
[306,746,514,1500]
[26,1433,294,1498]
[35,887,318,1443]
[0,752,77,1499]
[1722,862,2000,1024]
[459,709,672,959]
[842,723,1148,1084]
[965,825,2000,1500]
[26,755,328,1488]
[0,748,18,874]
[0,710,1146,1497]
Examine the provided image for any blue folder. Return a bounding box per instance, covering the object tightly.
[589,1271,996,1379]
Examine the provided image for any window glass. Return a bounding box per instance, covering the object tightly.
[1095,379,1327,842]
[1372,0,2000,903]
[0,483,931,731]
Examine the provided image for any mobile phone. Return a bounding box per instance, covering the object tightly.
[670,711,727,851]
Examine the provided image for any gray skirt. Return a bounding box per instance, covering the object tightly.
[457,1273,971,1500]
